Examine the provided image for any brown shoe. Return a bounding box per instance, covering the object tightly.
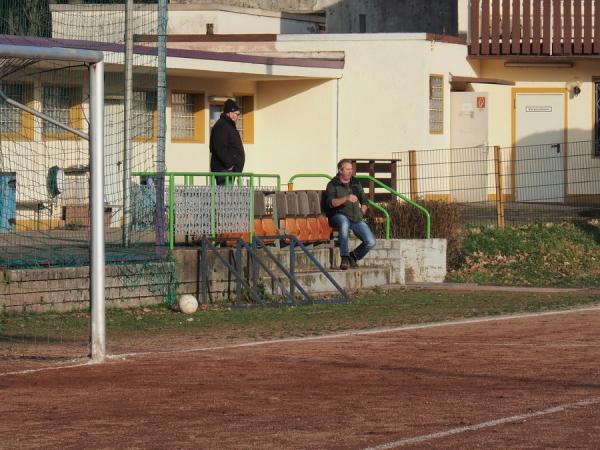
[349,253,358,268]
[340,256,350,270]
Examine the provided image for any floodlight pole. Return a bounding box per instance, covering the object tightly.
[89,60,106,363]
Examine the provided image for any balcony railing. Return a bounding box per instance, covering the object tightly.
[470,0,600,56]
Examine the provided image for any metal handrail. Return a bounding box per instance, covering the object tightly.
[287,173,431,239]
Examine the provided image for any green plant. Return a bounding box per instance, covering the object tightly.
[447,221,600,288]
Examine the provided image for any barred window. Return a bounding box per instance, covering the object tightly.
[171,92,204,142]
[42,85,82,138]
[0,82,28,135]
[133,90,157,141]
[234,95,254,144]
[429,75,444,134]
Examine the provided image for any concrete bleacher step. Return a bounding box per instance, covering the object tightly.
[263,266,393,295]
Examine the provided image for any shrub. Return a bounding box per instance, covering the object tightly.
[365,199,465,268]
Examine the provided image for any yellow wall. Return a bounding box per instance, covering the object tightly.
[276,35,479,157]
[255,78,337,188]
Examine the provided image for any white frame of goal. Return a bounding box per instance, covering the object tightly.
[0,43,106,362]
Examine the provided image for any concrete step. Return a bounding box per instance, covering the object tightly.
[263,266,393,295]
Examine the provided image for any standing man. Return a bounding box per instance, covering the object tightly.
[324,159,376,270]
[209,99,245,185]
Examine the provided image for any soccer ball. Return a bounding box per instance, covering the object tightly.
[178,294,198,314]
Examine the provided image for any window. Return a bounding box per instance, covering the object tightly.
[171,92,205,143]
[133,90,157,141]
[429,75,444,134]
[42,85,83,139]
[595,80,600,156]
[359,14,367,33]
[234,95,254,144]
[0,82,33,140]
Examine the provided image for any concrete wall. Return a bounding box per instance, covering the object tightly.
[325,0,458,35]
[255,78,337,187]
[276,35,478,160]
[0,238,447,313]
[169,7,323,35]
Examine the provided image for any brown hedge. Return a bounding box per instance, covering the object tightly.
[365,199,465,268]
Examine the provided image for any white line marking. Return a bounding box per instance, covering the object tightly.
[363,396,600,449]
[2,305,600,377]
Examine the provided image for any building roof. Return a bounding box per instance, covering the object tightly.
[0,34,344,79]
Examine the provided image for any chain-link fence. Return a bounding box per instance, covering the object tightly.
[393,140,600,227]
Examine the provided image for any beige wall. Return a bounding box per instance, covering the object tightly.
[169,9,321,34]
[277,35,478,158]
[255,78,337,188]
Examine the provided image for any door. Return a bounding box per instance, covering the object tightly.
[514,92,566,203]
[0,172,16,232]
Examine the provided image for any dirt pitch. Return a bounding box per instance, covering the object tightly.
[1,308,599,449]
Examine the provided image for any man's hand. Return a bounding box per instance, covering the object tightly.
[361,204,368,214]
[331,194,358,208]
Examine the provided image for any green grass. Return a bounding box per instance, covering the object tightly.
[2,289,599,342]
[447,220,600,287]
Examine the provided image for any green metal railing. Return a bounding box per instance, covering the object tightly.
[132,171,280,249]
[287,173,431,239]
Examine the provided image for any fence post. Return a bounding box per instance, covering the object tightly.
[494,145,505,229]
[409,150,418,201]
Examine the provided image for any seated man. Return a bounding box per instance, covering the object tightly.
[324,159,376,270]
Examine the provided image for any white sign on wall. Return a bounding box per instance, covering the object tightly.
[526,105,553,112]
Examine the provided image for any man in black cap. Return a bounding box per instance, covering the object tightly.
[209,98,246,185]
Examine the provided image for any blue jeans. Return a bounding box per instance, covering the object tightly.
[329,214,376,260]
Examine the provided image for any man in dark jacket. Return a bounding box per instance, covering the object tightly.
[324,159,376,270]
[209,99,245,185]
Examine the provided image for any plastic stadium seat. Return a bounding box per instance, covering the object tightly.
[307,190,332,241]
[297,191,317,243]
[284,191,311,242]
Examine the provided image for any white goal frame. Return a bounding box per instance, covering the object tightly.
[0,43,106,362]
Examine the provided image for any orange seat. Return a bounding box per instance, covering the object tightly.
[307,217,320,242]
[296,217,313,242]
[253,219,265,237]
[317,216,332,241]
[284,217,300,237]
[261,217,279,236]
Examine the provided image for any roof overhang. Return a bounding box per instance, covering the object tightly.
[0,34,344,81]
[450,75,515,86]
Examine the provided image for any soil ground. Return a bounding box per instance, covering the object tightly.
[2,307,599,449]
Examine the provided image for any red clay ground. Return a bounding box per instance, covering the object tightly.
[1,308,599,449]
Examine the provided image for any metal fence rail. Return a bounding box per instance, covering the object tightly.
[393,140,600,226]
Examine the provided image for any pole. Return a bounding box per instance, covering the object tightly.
[494,145,505,229]
[155,0,168,255]
[122,0,134,246]
[89,60,106,363]
[409,150,418,201]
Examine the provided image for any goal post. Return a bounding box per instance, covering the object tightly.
[0,43,106,362]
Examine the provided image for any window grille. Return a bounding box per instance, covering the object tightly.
[429,75,444,134]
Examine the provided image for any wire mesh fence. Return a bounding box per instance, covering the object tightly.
[392,140,600,227]
[0,1,173,362]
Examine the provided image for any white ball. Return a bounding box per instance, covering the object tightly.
[178,294,198,314]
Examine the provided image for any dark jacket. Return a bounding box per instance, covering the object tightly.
[209,114,245,173]
[323,175,368,222]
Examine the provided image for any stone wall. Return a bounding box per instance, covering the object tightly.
[0,261,176,314]
[0,238,446,313]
